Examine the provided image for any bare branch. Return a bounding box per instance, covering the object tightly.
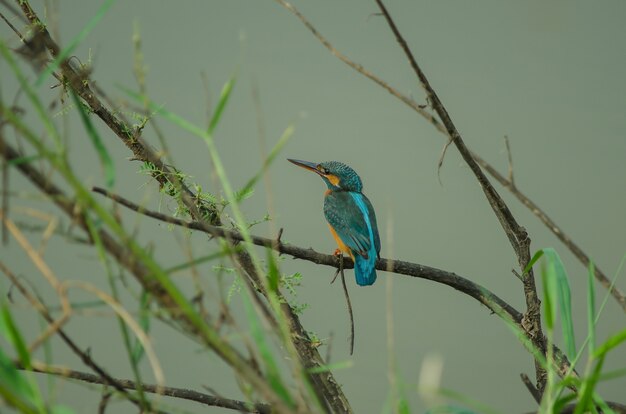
[473,152,626,312]
[20,363,271,414]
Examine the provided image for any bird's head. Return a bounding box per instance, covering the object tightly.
[288,159,363,192]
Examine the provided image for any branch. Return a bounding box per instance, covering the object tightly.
[20,363,270,414]
[0,261,149,411]
[375,0,545,388]
[0,131,294,414]
[92,187,522,321]
[274,0,624,318]
[9,3,350,411]
[473,152,626,312]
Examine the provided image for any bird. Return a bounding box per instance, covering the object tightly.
[288,159,381,286]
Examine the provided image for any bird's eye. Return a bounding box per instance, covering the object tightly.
[318,166,328,174]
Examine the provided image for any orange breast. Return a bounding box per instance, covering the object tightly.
[328,224,354,259]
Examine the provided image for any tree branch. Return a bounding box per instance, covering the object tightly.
[473,152,626,311]
[10,3,350,411]
[274,0,624,318]
[20,363,271,414]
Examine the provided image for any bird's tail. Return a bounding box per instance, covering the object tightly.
[354,254,377,286]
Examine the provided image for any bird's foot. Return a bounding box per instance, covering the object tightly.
[331,249,344,284]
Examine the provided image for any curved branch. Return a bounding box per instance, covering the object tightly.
[92,187,521,322]
[10,3,350,411]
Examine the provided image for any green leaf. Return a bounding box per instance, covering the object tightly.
[587,261,596,356]
[0,298,32,370]
[208,77,236,135]
[234,186,255,203]
[266,249,280,293]
[35,0,116,85]
[524,249,545,274]
[241,292,294,408]
[166,249,236,274]
[131,290,151,364]
[7,154,42,166]
[0,341,38,413]
[541,255,558,331]
[543,248,576,360]
[71,91,115,188]
[535,248,576,359]
[238,124,295,199]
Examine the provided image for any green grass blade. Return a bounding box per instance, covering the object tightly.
[71,91,115,187]
[35,0,116,86]
[166,248,237,274]
[0,292,45,412]
[241,290,294,408]
[592,392,614,414]
[131,290,151,364]
[7,155,43,166]
[238,124,295,199]
[543,248,576,360]
[208,77,236,135]
[0,297,32,370]
[524,249,545,274]
[120,86,206,137]
[540,252,558,331]
[593,328,626,359]
[575,355,605,414]
[0,345,38,414]
[587,261,596,356]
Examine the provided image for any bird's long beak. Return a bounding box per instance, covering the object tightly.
[288,159,323,176]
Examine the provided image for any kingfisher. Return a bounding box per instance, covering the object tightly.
[288,159,381,286]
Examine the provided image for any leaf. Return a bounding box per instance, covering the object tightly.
[208,77,236,135]
[36,0,117,85]
[533,248,576,360]
[238,124,295,199]
[241,292,294,407]
[71,92,115,188]
[543,248,576,361]
[131,290,151,364]
[266,249,280,293]
[587,261,596,356]
[0,297,32,370]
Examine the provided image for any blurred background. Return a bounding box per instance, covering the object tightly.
[1,0,625,412]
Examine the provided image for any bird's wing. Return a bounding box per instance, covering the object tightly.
[362,194,381,258]
[324,191,375,259]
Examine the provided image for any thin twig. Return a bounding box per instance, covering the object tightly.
[7,3,349,409]
[373,0,546,390]
[520,372,542,404]
[0,261,148,410]
[20,362,271,414]
[504,136,515,187]
[473,152,626,312]
[273,0,445,134]
[274,0,624,316]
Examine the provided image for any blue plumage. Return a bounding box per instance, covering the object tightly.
[289,159,381,286]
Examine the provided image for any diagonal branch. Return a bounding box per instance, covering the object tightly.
[473,152,626,311]
[2,128,575,397]
[273,0,625,316]
[380,0,546,389]
[10,3,350,411]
